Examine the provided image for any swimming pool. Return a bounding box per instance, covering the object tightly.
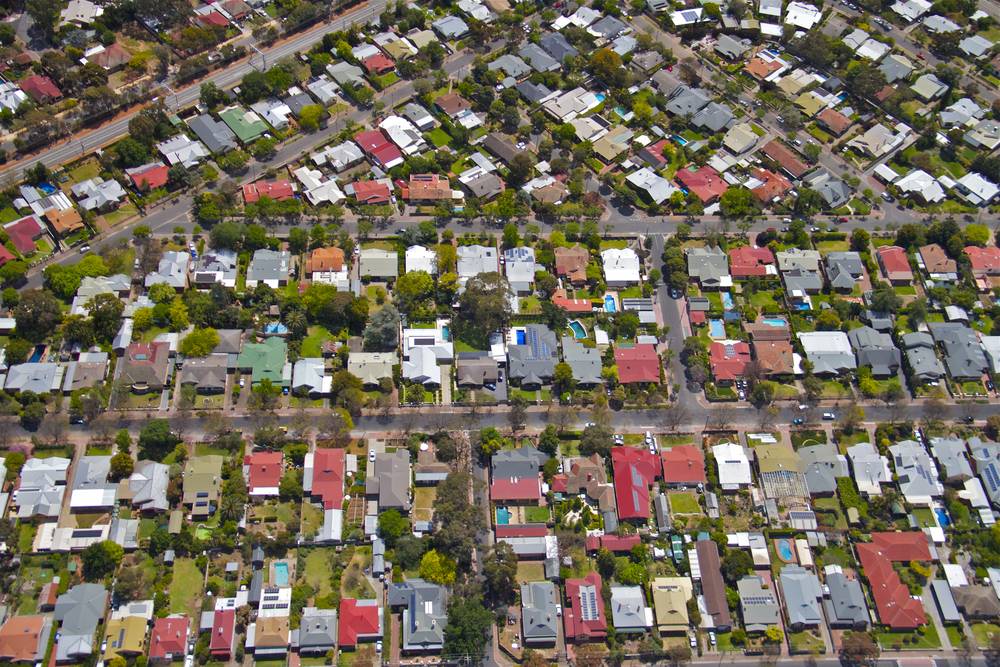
[28,345,45,363]
[604,295,616,313]
[569,320,587,339]
[777,539,795,561]
[274,562,289,587]
[762,318,787,327]
[721,293,734,310]
[709,320,725,337]
[496,507,510,525]
[935,508,951,527]
[794,303,810,310]
[517,330,526,345]
[595,94,606,103]
[442,325,450,341]
[673,135,689,146]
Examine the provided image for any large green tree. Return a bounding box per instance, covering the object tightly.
[13,289,62,342]
[138,419,182,461]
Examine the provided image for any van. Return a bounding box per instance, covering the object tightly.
[645,430,652,442]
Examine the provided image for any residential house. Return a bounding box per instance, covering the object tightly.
[602,248,641,287]
[379,116,429,156]
[902,332,946,382]
[755,445,808,502]
[338,598,383,648]
[4,215,44,254]
[675,166,727,204]
[611,447,660,522]
[366,450,411,512]
[347,352,396,386]
[709,340,751,385]
[554,246,590,286]
[182,456,223,518]
[779,566,823,630]
[614,345,659,384]
[799,445,849,496]
[145,251,190,291]
[965,246,1000,277]
[561,338,602,386]
[313,141,364,171]
[326,61,366,89]
[353,130,404,169]
[193,248,239,288]
[761,140,808,178]
[824,568,870,629]
[665,85,710,117]
[101,616,147,660]
[796,332,857,375]
[14,457,69,520]
[245,249,291,289]
[209,610,235,659]
[293,167,346,206]
[816,108,852,136]
[564,573,606,642]
[712,442,751,491]
[521,582,559,645]
[119,342,171,393]
[659,446,705,488]
[929,437,973,483]
[848,123,908,158]
[0,616,51,663]
[305,247,345,278]
[919,244,959,282]
[749,168,792,203]
[695,540,732,629]
[69,177,126,212]
[729,246,776,278]
[715,34,752,60]
[243,179,295,203]
[20,76,61,104]
[848,326,901,378]
[4,363,64,395]
[609,586,652,633]
[457,245,499,281]
[386,579,447,652]
[856,533,930,629]
[955,172,1000,207]
[593,126,634,163]
[297,609,338,654]
[554,454,615,513]
[346,179,392,205]
[236,337,290,387]
[218,106,267,144]
[625,168,679,205]
[292,358,331,396]
[889,440,943,504]
[540,32,578,61]
[928,323,989,381]
[187,115,237,154]
[128,461,170,514]
[650,577,692,635]
[54,584,107,662]
[876,246,914,284]
[508,325,558,387]
[402,174,459,205]
[737,575,779,632]
[686,246,731,290]
[724,124,759,154]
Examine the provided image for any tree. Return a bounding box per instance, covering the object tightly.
[840,632,880,667]
[719,188,762,219]
[138,419,182,461]
[116,566,149,601]
[179,327,220,357]
[433,471,485,566]
[81,540,123,578]
[482,541,518,606]
[455,273,514,348]
[443,595,492,659]
[840,402,866,434]
[419,549,457,584]
[20,402,46,431]
[115,429,133,454]
[2,288,19,309]
[721,549,754,584]
[378,509,408,548]
[508,153,534,186]
[364,304,400,350]
[14,289,62,342]
[589,48,624,86]
[765,627,784,644]
[394,271,434,315]
[579,424,614,459]
[25,0,60,41]
[86,293,125,343]
[4,452,25,484]
[109,451,134,481]
[851,228,871,253]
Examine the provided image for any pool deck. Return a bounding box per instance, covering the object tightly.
[269,558,296,587]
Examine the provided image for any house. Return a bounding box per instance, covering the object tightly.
[128,461,169,514]
[686,246,731,289]
[398,103,434,132]
[849,123,909,158]
[60,0,102,24]
[796,332,857,375]
[848,326,901,378]
[799,445,848,496]
[192,248,239,288]
[614,345,659,384]
[876,246,914,284]
[601,248,641,287]
[4,215,44,254]
[729,246,775,278]
[145,251,190,291]
[508,325,558,386]
[805,169,851,210]
[246,249,291,288]
[402,174,460,205]
[61,353,109,395]
[961,34,993,58]
[247,617,289,657]
[456,245,499,281]
[345,179,392,205]
[554,454,614,513]
[243,179,295,203]
[119,342,171,393]
[755,445,808,502]
[612,447,660,522]
[358,248,399,280]
[459,168,503,200]
[561,338,602,386]
[953,586,1000,619]
[386,579,447,651]
[14,457,69,519]
[712,442,751,491]
[879,54,914,82]
[366,450,411,512]
[593,126,634,163]
[296,608,338,654]
[675,166,727,204]
[20,75,61,103]
[929,437,973,483]
[824,568,870,629]
[625,168,679,205]
[69,455,116,513]
[941,98,984,128]
[710,341,751,384]
[911,73,949,101]
[749,168,792,203]
[434,92,472,119]
[723,124,758,155]
[379,116,429,156]
[554,246,590,286]
[455,351,499,386]
[54,584,107,662]
[564,573,606,641]
[659,446,705,488]
[889,440,943,503]
[209,610,235,659]
[650,577,692,635]
[714,34,752,60]
[305,246,345,277]
[347,352,395,386]
[353,130,404,169]
[785,267,824,298]
[540,32,578,61]
[737,575,779,632]
[304,447,346,537]
[237,337,290,387]
[610,586,652,633]
[313,141,364,171]
[856,533,930,629]
[218,106,267,144]
[4,363,64,395]
[102,616,147,660]
[0,616,51,663]
[521,582,558,645]
[695,540,732,629]
[965,246,1000,276]
[183,456,223,517]
[955,172,1000,206]
[69,177,127,212]
[928,323,989,381]
[779,566,823,630]
[761,140,809,178]
[432,15,469,39]
[292,358,331,396]
[902,332,946,382]
[542,87,602,122]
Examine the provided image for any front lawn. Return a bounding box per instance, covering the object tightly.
[790,430,827,449]
[789,630,825,653]
[670,493,701,514]
[104,203,138,227]
[833,429,870,447]
[517,561,545,582]
[525,506,550,523]
[816,241,850,254]
[971,623,1000,648]
[875,618,941,650]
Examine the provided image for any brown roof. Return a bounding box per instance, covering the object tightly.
[306,246,344,274]
[436,91,472,117]
[120,342,171,392]
[743,322,791,342]
[531,181,569,204]
[953,586,1000,618]
[919,243,957,273]
[44,207,84,236]
[817,108,852,136]
[761,140,808,178]
[89,43,132,70]
[65,360,108,392]
[255,617,290,648]
[695,540,732,628]
[554,245,589,284]
[0,616,46,662]
[875,85,895,102]
[562,454,615,511]
[402,174,453,201]
[750,168,792,202]
[745,57,782,79]
[753,340,795,376]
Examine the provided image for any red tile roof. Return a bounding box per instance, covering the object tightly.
[128,163,169,190]
[20,75,61,102]
[245,451,283,492]
[37,582,58,611]
[817,108,852,136]
[194,11,229,27]
[857,533,931,629]
[552,296,594,312]
[495,525,548,538]
[745,57,782,79]
[243,179,295,202]
[0,245,15,266]
[149,617,190,660]
[490,477,542,501]
[638,139,670,167]
[710,340,751,382]
[876,246,913,281]
[311,448,345,510]
[965,246,1000,272]
[350,180,392,204]
[750,168,792,203]
[210,610,235,657]
[338,599,381,646]
[675,166,727,203]
[0,616,47,662]
[564,573,607,641]
[729,246,775,277]
[362,53,395,73]
[614,345,660,384]
[354,130,402,168]
[611,447,661,521]
[689,311,706,324]
[762,140,808,178]
[660,445,706,485]
[5,215,42,254]
[585,534,640,552]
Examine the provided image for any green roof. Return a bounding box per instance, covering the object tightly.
[218,105,267,143]
[237,336,289,385]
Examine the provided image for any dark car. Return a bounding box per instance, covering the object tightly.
[70,416,84,425]
[793,418,804,425]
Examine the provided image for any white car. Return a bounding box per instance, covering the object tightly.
[556,604,562,616]
[690,635,697,648]
[239,378,245,388]
[368,449,376,462]
[710,631,716,646]
[585,422,596,427]
[797,404,809,411]
[822,412,836,420]
[376,641,383,653]
[79,245,91,253]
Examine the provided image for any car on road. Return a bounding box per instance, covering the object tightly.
[798,404,809,410]
[667,65,673,71]
[781,227,790,232]
[585,422,596,427]
[79,245,90,253]
[793,418,804,425]
[838,217,850,223]
[987,380,995,392]
[811,226,821,232]
[368,449,376,462]
[881,191,895,202]
[917,53,925,59]
[823,412,836,420]
[70,416,84,424]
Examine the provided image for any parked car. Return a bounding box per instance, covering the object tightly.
[556,604,563,616]
[710,632,716,646]
[690,635,697,648]
[368,449,376,462]
[793,418,804,425]
[79,245,91,253]
[239,378,245,387]
[797,404,809,410]
[376,642,383,653]
[823,412,836,420]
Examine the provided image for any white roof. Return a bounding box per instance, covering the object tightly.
[293,166,345,206]
[797,331,853,354]
[895,169,946,202]
[712,442,751,487]
[856,38,891,61]
[293,358,332,394]
[843,28,869,50]
[378,116,428,155]
[625,167,679,204]
[0,82,26,113]
[891,0,932,21]
[957,172,1000,205]
[670,7,704,24]
[313,141,364,171]
[943,563,969,587]
[601,248,641,284]
[405,245,438,274]
[542,87,601,121]
[156,135,210,169]
[352,43,382,60]
[250,99,292,129]
[759,0,782,17]
[785,1,821,28]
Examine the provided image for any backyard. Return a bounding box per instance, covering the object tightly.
[670,493,701,514]
[171,557,204,616]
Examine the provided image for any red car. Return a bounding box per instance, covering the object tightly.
[838,217,849,222]
[767,227,775,231]
[917,53,926,59]
[668,65,673,71]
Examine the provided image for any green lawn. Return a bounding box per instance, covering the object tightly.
[895,285,917,295]
[600,240,628,250]
[791,430,827,449]
[0,207,18,224]
[913,507,936,528]
[69,160,101,183]
[104,203,138,227]
[427,128,452,148]
[946,624,968,650]
[833,429,870,447]
[276,502,296,524]
[138,518,158,539]
[525,506,550,523]
[140,325,168,344]
[971,623,1000,648]
[510,388,538,402]
[821,381,853,399]
[301,325,332,358]
[519,296,541,312]
[875,618,941,650]
[813,497,848,530]
[746,291,777,309]
[670,493,701,514]
[300,548,335,597]
[195,444,231,457]
[816,241,850,254]
[715,631,735,653]
[18,524,35,552]
[789,630,825,653]
[517,561,545,582]
[170,557,204,616]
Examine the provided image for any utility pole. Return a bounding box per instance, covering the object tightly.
[250,44,266,72]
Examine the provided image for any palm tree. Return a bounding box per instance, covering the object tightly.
[219,493,244,524]
[284,310,306,337]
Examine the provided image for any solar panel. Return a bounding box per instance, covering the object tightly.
[633,489,641,512]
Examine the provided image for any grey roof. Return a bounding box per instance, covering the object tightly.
[849,326,893,351]
[54,584,107,661]
[691,102,734,133]
[715,34,752,60]
[814,176,851,208]
[889,440,942,502]
[539,32,578,61]
[737,575,779,632]
[285,92,314,117]
[929,437,973,481]
[864,310,894,331]
[856,346,901,377]
[928,323,989,381]
[687,246,729,285]
[247,249,291,286]
[561,338,603,385]
[145,251,190,289]
[503,245,536,292]
[401,102,434,129]
[508,324,558,384]
[798,445,848,495]
[365,450,411,510]
[903,332,946,380]
[326,61,365,88]
[610,585,649,633]
[665,85,711,116]
[180,355,229,393]
[492,445,547,479]
[252,545,265,564]
[463,171,503,199]
[488,54,531,78]
[654,492,670,531]
[516,80,553,103]
[779,565,823,627]
[519,43,560,72]
[387,579,447,651]
[878,55,914,82]
[4,363,63,394]
[826,251,865,276]
[129,460,170,513]
[108,517,139,550]
[194,248,239,286]
[432,15,469,39]
[931,580,961,623]
[249,570,263,606]
[213,329,244,355]
[520,581,558,643]
[187,114,238,154]
[590,15,626,37]
[824,571,870,627]
[783,267,824,293]
[298,608,338,652]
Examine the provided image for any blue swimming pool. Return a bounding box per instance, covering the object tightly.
[516,330,525,345]
[794,303,810,310]
[442,325,450,341]
[604,295,616,313]
[777,539,794,561]
[28,345,44,363]
[709,320,725,337]
[762,318,787,327]
[936,509,951,527]
[674,135,689,146]
[569,320,587,339]
[497,507,510,525]
[274,562,289,587]
[721,293,734,310]
[595,94,606,103]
